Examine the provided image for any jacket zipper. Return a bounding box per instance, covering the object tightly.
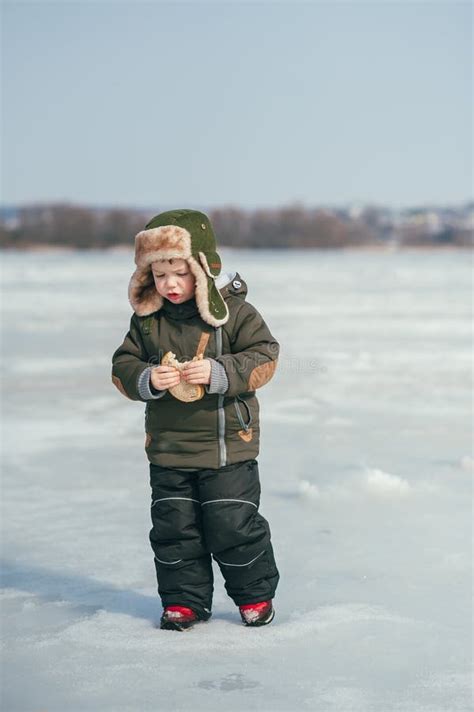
[216,327,227,467]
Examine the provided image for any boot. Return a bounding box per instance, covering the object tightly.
[160,605,199,631]
[239,600,275,627]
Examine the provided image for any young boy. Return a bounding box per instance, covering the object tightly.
[111,209,280,631]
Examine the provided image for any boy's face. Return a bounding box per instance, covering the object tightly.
[151,259,196,304]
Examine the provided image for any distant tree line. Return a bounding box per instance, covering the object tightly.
[0,205,145,249]
[0,202,471,249]
[209,206,375,248]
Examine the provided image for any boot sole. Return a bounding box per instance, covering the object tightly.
[160,619,198,631]
[160,614,211,631]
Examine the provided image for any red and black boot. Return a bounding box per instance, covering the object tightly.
[160,605,199,631]
[239,600,275,627]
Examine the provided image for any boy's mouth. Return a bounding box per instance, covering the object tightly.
[167,293,180,300]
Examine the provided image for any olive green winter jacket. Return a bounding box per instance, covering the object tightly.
[111,273,279,469]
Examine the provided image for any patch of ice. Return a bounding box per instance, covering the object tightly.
[278,603,423,641]
[459,455,474,471]
[264,397,320,424]
[15,321,72,334]
[0,588,34,601]
[364,468,412,497]
[10,356,110,374]
[298,480,321,499]
[441,552,470,572]
[324,416,353,427]
[353,350,373,370]
[266,412,315,425]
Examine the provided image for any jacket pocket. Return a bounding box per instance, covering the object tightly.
[234,395,258,442]
[224,394,259,444]
[233,395,252,433]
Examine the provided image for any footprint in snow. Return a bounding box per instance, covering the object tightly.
[197,673,260,691]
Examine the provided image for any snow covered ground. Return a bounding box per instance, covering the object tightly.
[1,247,472,712]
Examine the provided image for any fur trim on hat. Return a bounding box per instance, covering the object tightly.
[187,255,229,327]
[198,252,215,279]
[128,268,164,316]
[128,225,229,326]
[134,226,192,267]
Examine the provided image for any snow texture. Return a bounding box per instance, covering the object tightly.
[1,248,472,711]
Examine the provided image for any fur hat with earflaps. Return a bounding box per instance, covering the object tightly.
[128,209,229,327]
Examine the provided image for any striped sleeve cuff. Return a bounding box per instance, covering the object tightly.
[137,367,167,400]
[205,359,229,395]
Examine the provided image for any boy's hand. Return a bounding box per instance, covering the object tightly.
[150,365,181,391]
[182,358,211,385]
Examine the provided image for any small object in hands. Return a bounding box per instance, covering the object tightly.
[160,605,199,631]
[239,600,275,627]
[161,351,205,402]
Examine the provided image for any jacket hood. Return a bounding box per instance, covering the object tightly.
[215,271,248,302]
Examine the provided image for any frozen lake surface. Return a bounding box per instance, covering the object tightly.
[1,248,472,711]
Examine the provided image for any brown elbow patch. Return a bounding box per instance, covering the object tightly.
[145,433,152,448]
[112,375,133,400]
[248,360,277,390]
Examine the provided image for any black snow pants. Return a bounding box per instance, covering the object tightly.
[149,459,279,620]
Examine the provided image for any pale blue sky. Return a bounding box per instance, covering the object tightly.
[2,1,472,208]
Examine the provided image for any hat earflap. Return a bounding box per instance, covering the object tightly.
[187,254,229,327]
[128,267,163,316]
